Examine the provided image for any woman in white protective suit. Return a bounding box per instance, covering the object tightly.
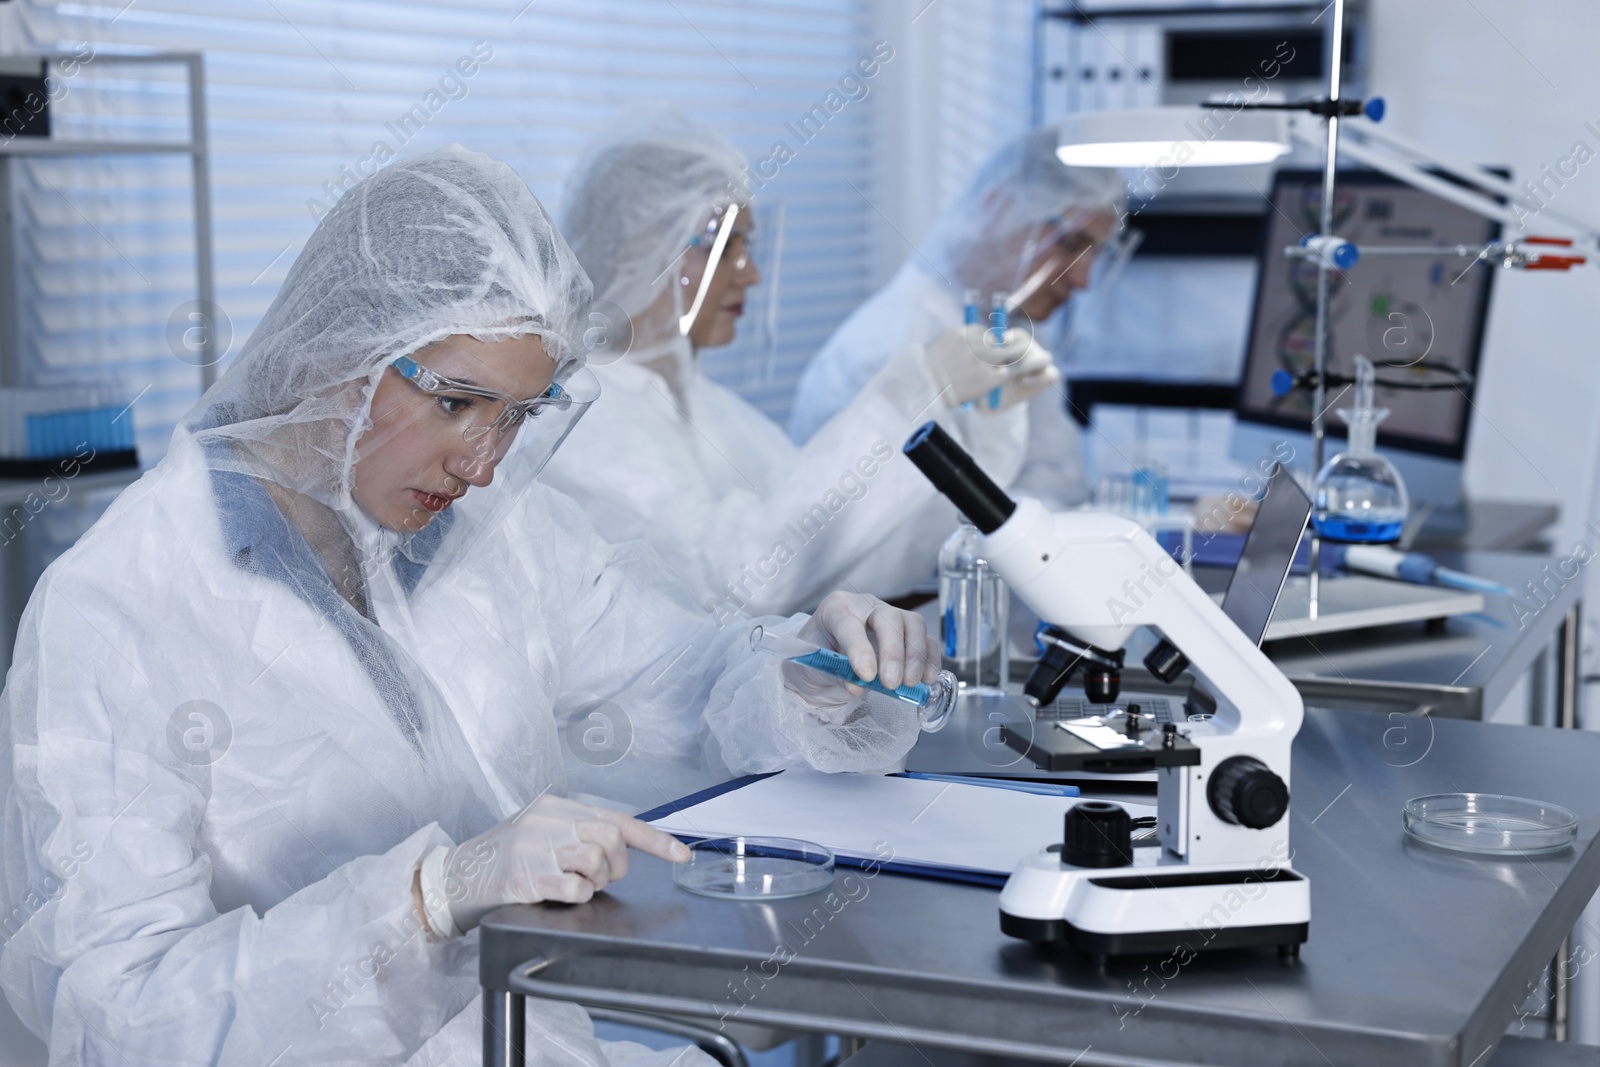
[541,107,1058,617]
[0,147,938,1065]
[788,127,1128,510]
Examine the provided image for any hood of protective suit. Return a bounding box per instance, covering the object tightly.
[191,144,592,526]
[920,126,1126,296]
[558,105,747,382]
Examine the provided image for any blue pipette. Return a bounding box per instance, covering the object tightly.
[1338,544,1514,597]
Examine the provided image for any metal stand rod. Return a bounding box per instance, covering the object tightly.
[832,1036,866,1064]
[484,990,526,1067]
[1554,935,1572,1041]
[1559,605,1580,730]
[1551,604,1581,1040]
[1308,0,1348,621]
[187,53,218,391]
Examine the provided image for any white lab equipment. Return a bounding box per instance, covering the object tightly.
[787,127,1125,511]
[1054,105,1291,168]
[0,147,922,1066]
[905,422,1308,959]
[544,107,1033,613]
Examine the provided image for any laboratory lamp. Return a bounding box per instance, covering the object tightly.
[1055,107,1291,168]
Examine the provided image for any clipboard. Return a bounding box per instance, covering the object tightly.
[641,769,1155,890]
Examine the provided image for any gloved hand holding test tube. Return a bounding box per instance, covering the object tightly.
[750,625,957,732]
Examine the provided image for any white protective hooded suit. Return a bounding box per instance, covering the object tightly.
[541,108,1031,615]
[787,129,1127,509]
[0,147,919,1065]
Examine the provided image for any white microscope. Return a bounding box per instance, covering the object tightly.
[904,422,1309,961]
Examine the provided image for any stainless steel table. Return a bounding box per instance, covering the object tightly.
[480,707,1600,1067]
[1254,551,1581,725]
[836,1033,1600,1067]
[1408,499,1561,554]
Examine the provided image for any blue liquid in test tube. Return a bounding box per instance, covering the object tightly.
[749,625,956,731]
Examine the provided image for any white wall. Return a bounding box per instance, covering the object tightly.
[1369,0,1600,548]
[868,0,1035,289]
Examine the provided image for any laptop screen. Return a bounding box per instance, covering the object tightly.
[1219,464,1311,646]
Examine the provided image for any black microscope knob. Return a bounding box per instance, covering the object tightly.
[1061,801,1133,868]
[1208,756,1289,830]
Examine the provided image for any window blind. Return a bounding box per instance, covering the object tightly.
[12,0,884,459]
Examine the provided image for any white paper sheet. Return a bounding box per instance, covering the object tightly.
[650,770,1156,877]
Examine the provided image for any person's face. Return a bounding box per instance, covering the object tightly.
[1012,209,1119,322]
[352,333,556,533]
[680,208,761,350]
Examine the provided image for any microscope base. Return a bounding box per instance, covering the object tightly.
[998,852,1310,960]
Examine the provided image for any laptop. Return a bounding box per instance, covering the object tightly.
[906,464,1309,783]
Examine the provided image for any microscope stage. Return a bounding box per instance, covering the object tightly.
[1001,721,1202,773]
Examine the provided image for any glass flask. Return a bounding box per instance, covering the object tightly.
[1312,355,1408,543]
[939,524,1009,693]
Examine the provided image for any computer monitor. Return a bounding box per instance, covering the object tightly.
[1231,168,1499,508]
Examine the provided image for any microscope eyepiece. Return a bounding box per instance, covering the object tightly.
[903,422,1016,535]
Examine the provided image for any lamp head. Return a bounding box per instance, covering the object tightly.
[1056,107,1290,169]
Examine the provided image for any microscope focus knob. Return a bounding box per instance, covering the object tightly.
[1208,756,1289,830]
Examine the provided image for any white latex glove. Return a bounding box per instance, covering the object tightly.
[923,324,1061,410]
[415,794,690,936]
[784,591,942,708]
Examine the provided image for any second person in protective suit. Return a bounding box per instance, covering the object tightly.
[542,107,1057,618]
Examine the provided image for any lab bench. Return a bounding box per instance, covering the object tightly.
[479,707,1600,1067]
[833,1035,1600,1067]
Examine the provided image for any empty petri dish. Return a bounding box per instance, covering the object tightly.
[1404,793,1579,856]
[672,836,836,900]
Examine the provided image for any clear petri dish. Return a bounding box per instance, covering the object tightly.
[672,836,836,900]
[1403,793,1578,856]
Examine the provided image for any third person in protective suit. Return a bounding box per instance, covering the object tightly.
[788,127,1128,511]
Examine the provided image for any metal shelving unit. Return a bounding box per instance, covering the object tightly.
[0,51,214,678]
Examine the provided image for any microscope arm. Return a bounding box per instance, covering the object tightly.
[985,497,1303,744]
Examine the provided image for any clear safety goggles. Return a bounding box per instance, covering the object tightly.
[675,200,785,380]
[1006,208,1140,313]
[382,356,603,592]
[390,353,581,444]
[677,201,750,335]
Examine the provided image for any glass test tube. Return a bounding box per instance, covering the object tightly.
[986,292,1008,409]
[750,625,956,733]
